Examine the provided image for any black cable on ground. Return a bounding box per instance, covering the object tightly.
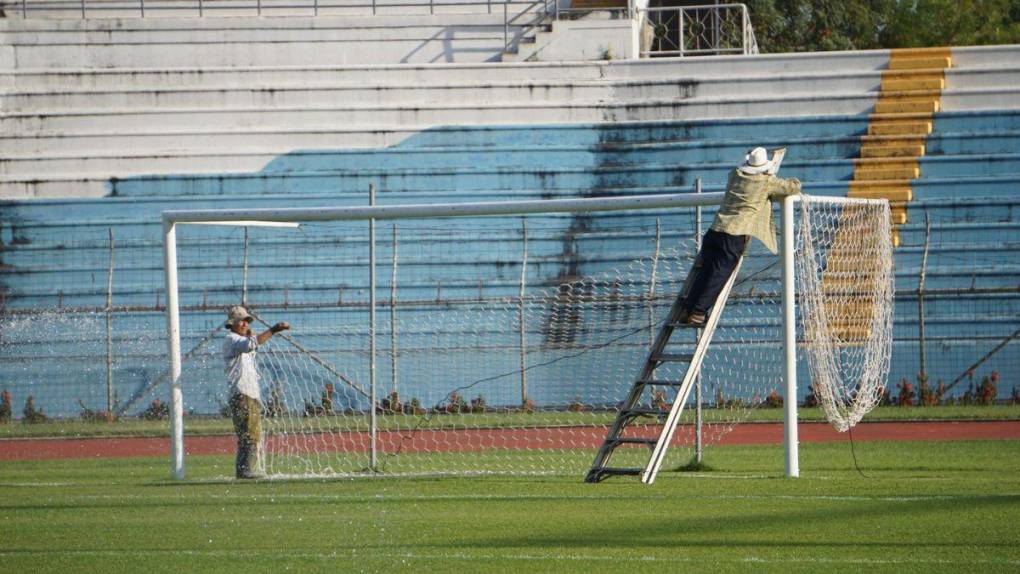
[847,426,870,478]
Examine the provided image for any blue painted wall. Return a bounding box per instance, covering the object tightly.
[1,110,1017,417]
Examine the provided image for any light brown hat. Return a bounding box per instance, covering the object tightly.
[225,305,254,328]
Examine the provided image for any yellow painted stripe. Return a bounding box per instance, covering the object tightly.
[878,88,943,99]
[849,179,913,189]
[844,47,950,255]
[860,144,926,158]
[881,77,945,91]
[881,68,947,81]
[861,134,927,145]
[868,122,932,136]
[888,56,952,69]
[875,100,939,114]
[853,169,919,181]
[891,47,952,58]
[847,182,913,193]
[853,158,920,170]
[848,188,913,202]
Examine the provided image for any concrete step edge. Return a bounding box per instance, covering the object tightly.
[0,12,524,29]
[0,72,923,96]
[10,128,1020,157]
[10,155,1020,184]
[0,66,902,85]
[0,80,873,100]
[2,33,524,47]
[0,115,882,138]
[7,151,1019,174]
[0,91,895,119]
[19,111,1020,139]
[26,81,1015,112]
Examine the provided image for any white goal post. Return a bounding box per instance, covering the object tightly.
[161,191,892,481]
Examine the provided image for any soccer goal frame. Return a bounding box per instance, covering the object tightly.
[162,192,881,481]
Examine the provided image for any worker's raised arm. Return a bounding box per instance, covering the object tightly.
[257,322,290,345]
[768,176,802,199]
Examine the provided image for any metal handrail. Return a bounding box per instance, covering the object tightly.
[4,0,560,56]
[503,0,551,53]
[4,0,561,56]
[4,0,547,19]
[4,0,759,59]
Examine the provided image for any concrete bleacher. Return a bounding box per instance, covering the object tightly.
[3,0,531,18]
[3,47,1019,199]
[0,14,540,67]
[1,10,1019,414]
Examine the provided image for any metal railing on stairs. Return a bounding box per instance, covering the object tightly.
[3,0,548,18]
[1,0,558,57]
[638,3,759,57]
[2,0,758,59]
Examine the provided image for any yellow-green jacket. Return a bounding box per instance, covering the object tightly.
[710,169,802,254]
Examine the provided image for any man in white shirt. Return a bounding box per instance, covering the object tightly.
[222,305,289,479]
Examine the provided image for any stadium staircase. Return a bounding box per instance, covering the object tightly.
[1,14,1019,415]
[852,47,954,247]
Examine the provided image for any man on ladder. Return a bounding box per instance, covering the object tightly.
[586,147,802,483]
[680,147,802,327]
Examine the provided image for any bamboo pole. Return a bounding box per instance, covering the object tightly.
[918,211,931,380]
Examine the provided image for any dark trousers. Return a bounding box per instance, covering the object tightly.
[683,229,749,314]
[230,393,263,478]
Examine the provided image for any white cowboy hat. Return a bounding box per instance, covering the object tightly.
[738,147,774,175]
[225,305,255,328]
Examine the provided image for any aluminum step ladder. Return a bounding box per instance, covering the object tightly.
[585,253,745,484]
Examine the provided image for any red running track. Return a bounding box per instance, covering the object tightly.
[2,421,1019,461]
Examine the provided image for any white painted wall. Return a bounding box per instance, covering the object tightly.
[530,18,633,61]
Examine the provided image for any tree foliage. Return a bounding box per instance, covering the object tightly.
[741,0,1020,52]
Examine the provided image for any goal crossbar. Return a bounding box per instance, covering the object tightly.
[162,192,728,226]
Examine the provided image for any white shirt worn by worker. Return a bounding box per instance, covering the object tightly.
[222,331,261,401]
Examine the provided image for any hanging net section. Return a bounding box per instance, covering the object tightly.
[795,195,895,432]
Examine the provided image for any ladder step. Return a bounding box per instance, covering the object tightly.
[608,437,658,446]
[651,353,694,363]
[668,321,703,329]
[593,467,643,476]
[585,466,644,482]
[636,379,684,387]
[621,407,670,416]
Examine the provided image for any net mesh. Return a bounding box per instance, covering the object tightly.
[796,196,894,432]
[167,195,891,478]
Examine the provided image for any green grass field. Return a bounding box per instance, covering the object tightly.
[4,404,1019,439]
[2,439,1018,573]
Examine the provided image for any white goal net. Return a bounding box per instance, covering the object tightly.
[796,196,894,432]
[163,193,892,479]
